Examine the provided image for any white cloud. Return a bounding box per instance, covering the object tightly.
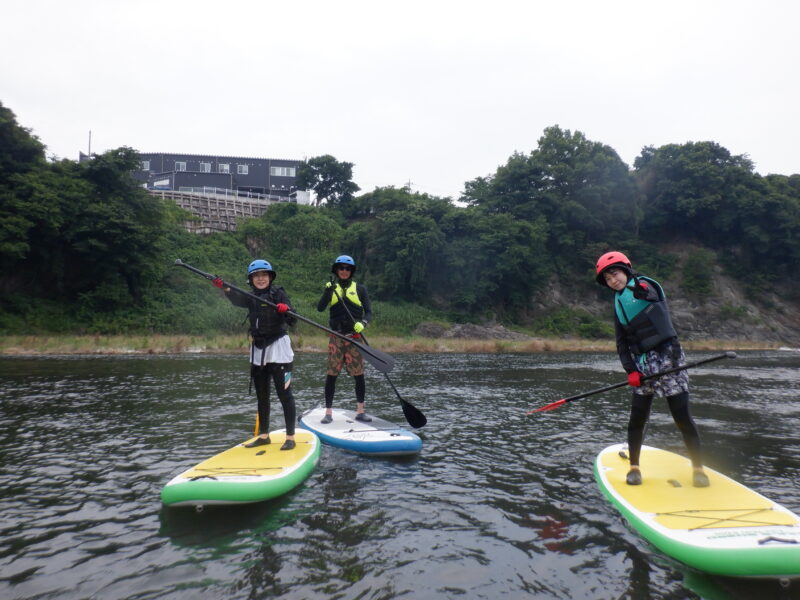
[3,0,798,199]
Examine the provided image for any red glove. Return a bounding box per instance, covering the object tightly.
[212,277,224,289]
[632,279,650,299]
[627,371,642,387]
[276,303,289,313]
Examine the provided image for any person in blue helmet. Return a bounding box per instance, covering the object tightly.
[595,251,709,487]
[214,259,297,450]
[316,254,373,424]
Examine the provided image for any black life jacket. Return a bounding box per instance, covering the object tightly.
[248,286,290,347]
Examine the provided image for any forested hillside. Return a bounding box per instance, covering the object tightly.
[2,100,799,343]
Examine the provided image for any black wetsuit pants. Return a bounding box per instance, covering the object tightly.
[627,391,703,468]
[251,363,295,435]
[324,374,365,409]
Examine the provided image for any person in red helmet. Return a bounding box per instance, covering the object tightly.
[215,259,297,450]
[595,251,709,487]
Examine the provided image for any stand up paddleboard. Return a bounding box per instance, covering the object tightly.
[595,443,800,578]
[298,407,422,456]
[161,429,320,507]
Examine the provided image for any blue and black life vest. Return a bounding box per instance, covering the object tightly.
[614,277,677,355]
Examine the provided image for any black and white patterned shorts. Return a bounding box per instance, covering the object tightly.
[634,340,689,398]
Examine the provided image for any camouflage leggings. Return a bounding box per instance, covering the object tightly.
[326,335,365,377]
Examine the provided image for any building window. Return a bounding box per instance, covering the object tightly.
[141,160,150,171]
[200,162,211,173]
[218,163,230,174]
[175,161,187,172]
[270,166,296,177]
[237,164,249,175]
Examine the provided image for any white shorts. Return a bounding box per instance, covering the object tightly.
[250,334,294,366]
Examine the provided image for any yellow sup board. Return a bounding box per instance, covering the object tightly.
[161,429,320,507]
[595,443,800,578]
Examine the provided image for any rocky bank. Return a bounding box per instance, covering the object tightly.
[418,266,800,347]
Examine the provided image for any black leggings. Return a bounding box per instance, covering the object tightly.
[251,363,295,435]
[627,391,703,468]
[324,374,365,408]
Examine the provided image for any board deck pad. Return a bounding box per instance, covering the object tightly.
[161,429,320,507]
[594,443,800,578]
[299,407,422,456]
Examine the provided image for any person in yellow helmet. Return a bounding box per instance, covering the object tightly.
[316,255,373,424]
[595,251,709,488]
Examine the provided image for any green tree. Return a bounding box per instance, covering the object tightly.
[682,248,715,298]
[431,208,549,313]
[342,185,453,222]
[634,141,757,244]
[0,101,49,267]
[0,101,46,178]
[1,144,169,307]
[634,141,800,283]
[295,154,360,208]
[367,210,445,300]
[463,126,639,262]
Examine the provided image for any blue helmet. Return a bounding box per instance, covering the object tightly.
[248,259,276,280]
[331,254,356,274]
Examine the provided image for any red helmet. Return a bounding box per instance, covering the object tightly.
[595,251,632,286]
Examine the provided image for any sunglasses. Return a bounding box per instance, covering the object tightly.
[337,265,353,271]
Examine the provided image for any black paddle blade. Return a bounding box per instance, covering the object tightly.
[400,399,427,428]
[357,342,395,373]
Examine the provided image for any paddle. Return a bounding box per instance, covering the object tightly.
[329,284,427,428]
[173,259,395,373]
[528,351,737,414]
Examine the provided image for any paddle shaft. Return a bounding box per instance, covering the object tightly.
[174,259,394,373]
[329,284,427,428]
[529,351,736,414]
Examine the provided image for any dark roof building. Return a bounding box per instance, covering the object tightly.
[132,152,301,199]
[127,152,311,233]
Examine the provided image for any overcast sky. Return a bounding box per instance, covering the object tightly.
[3,0,798,199]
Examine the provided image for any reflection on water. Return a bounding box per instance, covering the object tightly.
[0,351,798,599]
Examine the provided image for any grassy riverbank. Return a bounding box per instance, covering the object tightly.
[0,334,781,356]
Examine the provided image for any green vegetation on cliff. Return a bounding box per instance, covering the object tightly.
[1,101,799,340]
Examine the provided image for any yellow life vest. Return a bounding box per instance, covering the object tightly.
[329,281,362,308]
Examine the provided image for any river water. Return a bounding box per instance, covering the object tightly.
[0,350,798,600]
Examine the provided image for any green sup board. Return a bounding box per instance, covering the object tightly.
[595,443,800,578]
[161,429,320,507]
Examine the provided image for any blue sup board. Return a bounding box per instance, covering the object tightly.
[298,407,422,456]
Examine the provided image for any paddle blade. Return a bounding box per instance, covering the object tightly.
[358,343,395,373]
[528,399,567,414]
[401,399,427,429]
